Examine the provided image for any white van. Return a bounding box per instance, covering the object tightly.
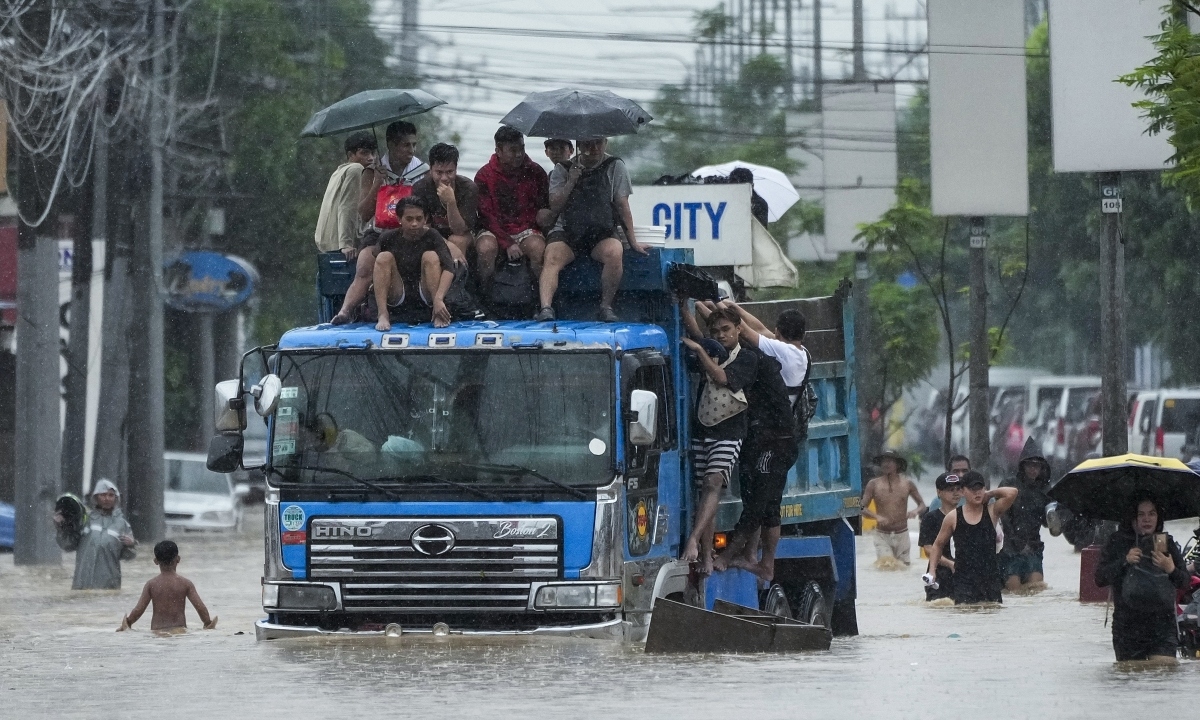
[1148,389,1200,459]
[1022,376,1101,467]
[1128,390,1159,456]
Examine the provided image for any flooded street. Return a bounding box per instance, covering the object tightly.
[3,501,1196,720]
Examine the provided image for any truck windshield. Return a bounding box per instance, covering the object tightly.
[268,351,614,488]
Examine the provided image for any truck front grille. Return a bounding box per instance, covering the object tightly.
[307,517,561,613]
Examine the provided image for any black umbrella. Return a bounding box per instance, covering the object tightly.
[1047,453,1200,522]
[300,89,446,138]
[499,88,652,140]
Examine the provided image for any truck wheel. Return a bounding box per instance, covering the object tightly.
[795,580,831,630]
[760,584,791,618]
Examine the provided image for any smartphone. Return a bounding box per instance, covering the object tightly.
[1154,533,1168,554]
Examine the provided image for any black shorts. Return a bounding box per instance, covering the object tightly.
[549,227,613,256]
[1112,614,1179,660]
[735,436,799,532]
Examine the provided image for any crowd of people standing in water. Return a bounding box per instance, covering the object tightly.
[863,439,1200,663]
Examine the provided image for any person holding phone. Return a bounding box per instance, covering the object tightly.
[1095,496,1191,663]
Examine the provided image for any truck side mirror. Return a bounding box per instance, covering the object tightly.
[251,374,282,417]
[207,433,244,473]
[628,389,659,446]
[214,379,246,432]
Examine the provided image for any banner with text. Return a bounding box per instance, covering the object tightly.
[629,184,752,266]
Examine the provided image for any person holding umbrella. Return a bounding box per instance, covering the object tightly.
[1095,495,1191,663]
[536,136,647,322]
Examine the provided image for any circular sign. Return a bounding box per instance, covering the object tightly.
[281,505,306,532]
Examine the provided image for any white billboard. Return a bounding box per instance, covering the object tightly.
[821,84,897,252]
[1049,0,1172,173]
[929,0,1029,216]
[629,184,752,266]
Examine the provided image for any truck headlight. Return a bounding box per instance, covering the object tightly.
[262,583,280,608]
[276,584,337,611]
[534,583,622,609]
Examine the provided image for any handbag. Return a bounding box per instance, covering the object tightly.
[490,260,535,308]
[374,183,414,229]
[1122,560,1176,612]
[696,344,749,427]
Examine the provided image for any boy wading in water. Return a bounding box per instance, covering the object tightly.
[119,541,217,633]
[861,451,926,569]
[926,471,1018,605]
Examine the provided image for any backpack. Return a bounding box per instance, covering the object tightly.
[786,347,818,439]
[490,259,536,311]
[562,157,618,242]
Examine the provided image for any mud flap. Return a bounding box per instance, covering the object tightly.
[644,598,832,653]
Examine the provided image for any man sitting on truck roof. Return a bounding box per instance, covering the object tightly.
[331,121,427,325]
[410,142,478,258]
[536,137,647,323]
[474,126,550,298]
[680,301,757,575]
[372,196,461,330]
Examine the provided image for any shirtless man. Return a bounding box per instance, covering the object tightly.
[861,450,925,568]
[118,541,216,633]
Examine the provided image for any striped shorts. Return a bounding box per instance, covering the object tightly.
[691,438,743,487]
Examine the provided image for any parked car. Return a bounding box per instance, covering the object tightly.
[0,501,13,549]
[993,393,1027,474]
[1045,378,1102,471]
[1147,389,1200,459]
[164,451,247,532]
[1065,391,1103,468]
[1128,389,1159,456]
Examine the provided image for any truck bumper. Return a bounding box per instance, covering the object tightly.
[254,617,629,641]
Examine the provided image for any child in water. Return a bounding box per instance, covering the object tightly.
[118,541,217,633]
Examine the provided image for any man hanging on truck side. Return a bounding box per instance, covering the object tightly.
[701,300,810,582]
[680,302,757,575]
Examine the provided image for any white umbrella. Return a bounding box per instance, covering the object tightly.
[691,160,800,223]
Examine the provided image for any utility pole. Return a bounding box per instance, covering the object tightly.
[398,0,420,83]
[1098,173,1127,455]
[852,0,866,81]
[813,0,822,108]
[61,123,104,497]
[127,0,166,542]
[12,0,60,567]
[968,218,991,472]
[14,146,62,565]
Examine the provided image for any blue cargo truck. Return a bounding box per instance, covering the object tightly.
[206,247,862,641]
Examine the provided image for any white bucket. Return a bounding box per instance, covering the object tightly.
[632,225,668,246]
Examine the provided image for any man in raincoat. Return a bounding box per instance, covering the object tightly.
[998,438,1052,593]
[53,479,137,589]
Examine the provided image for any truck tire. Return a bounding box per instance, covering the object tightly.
[760,583,792,618]
[795,580,831,630]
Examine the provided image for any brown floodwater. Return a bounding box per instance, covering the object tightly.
[2,509,1196,719]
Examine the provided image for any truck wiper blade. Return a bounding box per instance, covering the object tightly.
[268,465,403,501]
[393,474,502,503]
[457,462,590,500]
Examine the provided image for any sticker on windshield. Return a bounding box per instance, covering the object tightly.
[273,439,296,456]
[589,438,607,456]
[280,386,299,399]
[277,406,294,418]
[281,505,305,531]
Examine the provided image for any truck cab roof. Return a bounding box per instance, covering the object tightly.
[276,319,671,353]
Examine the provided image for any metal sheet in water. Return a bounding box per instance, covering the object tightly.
[645,598,830,653]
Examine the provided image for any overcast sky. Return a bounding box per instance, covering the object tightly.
[374,0,928,173]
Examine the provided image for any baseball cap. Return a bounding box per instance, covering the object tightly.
[961,470,987,490]
[934,472,962,491]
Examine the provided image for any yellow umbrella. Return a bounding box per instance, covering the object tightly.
[1048,453,1200,521]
